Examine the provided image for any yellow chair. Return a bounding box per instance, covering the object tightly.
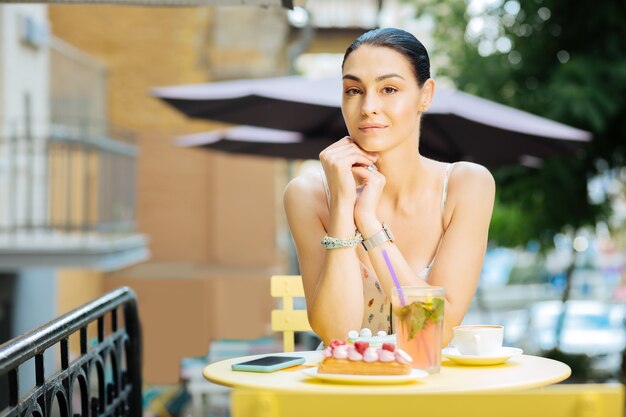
[232,383,625,417]
[271,275,313,352]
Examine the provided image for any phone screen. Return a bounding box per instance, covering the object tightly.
[231,355,305,372]
[237,356,302,366]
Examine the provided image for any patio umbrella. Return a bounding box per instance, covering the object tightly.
[175,125,330,160]
[153,75,592,166]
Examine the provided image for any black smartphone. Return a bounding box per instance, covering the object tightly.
[231,356,305,373]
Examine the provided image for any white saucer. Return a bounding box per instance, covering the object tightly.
[442,347,523,366]
[301,367,428,385]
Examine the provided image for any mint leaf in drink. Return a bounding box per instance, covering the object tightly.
[395,297,445,340]
[408,302,426,339]
[426,298,444,323]
[397,301,426,340]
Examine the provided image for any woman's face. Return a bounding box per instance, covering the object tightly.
[341,45,433,153]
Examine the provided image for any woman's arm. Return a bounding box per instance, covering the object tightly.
[283,175,364,344]
[428,163,495,345]
[283,138,378,344]
[356,162,495,346]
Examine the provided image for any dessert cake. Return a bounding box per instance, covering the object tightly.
[318,339,413,375]
[347,328,396,348]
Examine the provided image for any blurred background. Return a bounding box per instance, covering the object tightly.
[0,0,624,416]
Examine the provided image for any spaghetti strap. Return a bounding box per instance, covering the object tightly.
[319,170,331,209]
[440,163,456,226]
[415,163,458,277]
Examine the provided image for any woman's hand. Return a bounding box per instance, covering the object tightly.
[319,137,377,209]
[352,165,386,234]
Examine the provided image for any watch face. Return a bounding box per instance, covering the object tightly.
[363,224,393,251]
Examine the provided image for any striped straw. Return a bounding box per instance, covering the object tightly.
[381,248,406,306]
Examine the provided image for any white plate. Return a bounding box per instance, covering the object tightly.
[301,367,428,385]
[442,347,523,366]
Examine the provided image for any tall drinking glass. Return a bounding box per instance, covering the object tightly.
[392,286,444,374]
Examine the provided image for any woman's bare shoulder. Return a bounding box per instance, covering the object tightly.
[451,161,495,190]
[448,161,496,206]
[284,171,325,198]
[283,171,327,213]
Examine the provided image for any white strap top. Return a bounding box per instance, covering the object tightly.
[319,163,456,333]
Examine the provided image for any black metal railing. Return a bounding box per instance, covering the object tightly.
[0,287,142,417]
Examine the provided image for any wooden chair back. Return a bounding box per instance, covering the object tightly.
[270,275,312,352]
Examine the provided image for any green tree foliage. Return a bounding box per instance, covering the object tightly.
[413,0,626,246]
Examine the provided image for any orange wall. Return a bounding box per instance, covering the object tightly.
[57,269,105,314]
[57,269,105,355]
[48,5,215,132]
[213,153,280,267]
[135,131,215,262]
[48,6,287,266]
[49,5,220,263]
[49,6,291,383]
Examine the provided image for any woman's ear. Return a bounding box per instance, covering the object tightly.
[419,78,436,112]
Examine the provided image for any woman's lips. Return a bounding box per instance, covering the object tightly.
[358,124,387,133]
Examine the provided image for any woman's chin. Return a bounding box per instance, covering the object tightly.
[352,138,388,153]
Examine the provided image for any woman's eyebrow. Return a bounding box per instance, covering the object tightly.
[376,73,405,81]
[342,74,361,82]
[342,73,406,82]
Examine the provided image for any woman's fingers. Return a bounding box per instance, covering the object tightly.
[334,149,377,169]
[319,137,351,159]
[320,137,377,165]
[351,166,385,186]
[322,146,377,172]
[319,137,379,206]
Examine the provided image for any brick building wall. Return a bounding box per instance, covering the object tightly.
[49,5,293,382]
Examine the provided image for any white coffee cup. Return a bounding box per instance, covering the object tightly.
[453,325,504,356]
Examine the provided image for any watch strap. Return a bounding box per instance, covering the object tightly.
[362,223,395,251]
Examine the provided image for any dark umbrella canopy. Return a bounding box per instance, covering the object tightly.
[153,75,591,166]
[175,125,332,160]
[155,76,345,135]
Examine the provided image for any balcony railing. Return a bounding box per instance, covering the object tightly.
[0,36,147,269]
[50,36,108,137]
[32,36,139,239]
[0,126,138,240]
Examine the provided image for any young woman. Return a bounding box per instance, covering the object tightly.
[283,28,495,347]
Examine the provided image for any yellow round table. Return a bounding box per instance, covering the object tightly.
[203,350,571,394]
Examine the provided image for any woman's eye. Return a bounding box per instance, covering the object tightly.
[382,86,398,94]
[345,87,361,96]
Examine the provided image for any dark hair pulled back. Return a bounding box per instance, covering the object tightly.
[342,28,431,87]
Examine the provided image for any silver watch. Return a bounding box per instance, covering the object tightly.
[361,223,395,251]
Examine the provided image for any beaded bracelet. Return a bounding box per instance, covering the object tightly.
[321,230,363,249]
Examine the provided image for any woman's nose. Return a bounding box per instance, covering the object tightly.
[361,91,381,116]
